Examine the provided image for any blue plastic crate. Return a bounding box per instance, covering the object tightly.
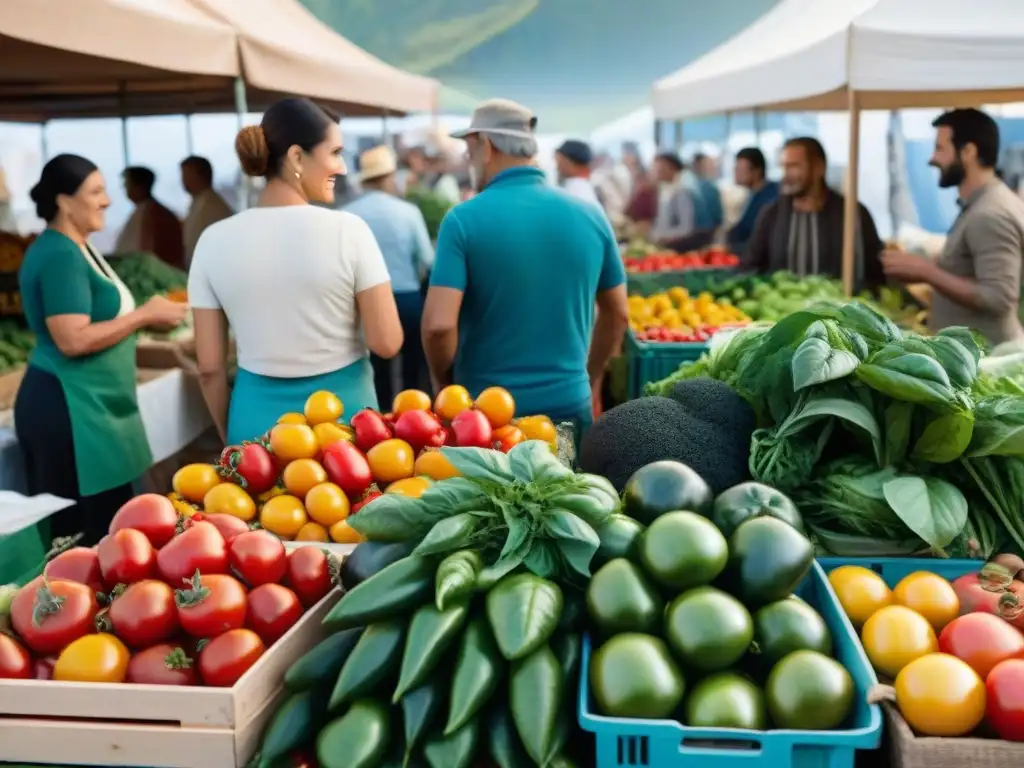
[625,331,708,400]
[815,557,979,587]
[578,561,883,768]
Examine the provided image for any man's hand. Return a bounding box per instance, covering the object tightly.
[881,249,934,283]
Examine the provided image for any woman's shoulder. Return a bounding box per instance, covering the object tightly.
[22,230,84,273]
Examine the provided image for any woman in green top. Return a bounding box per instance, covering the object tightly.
[15,155,188,544]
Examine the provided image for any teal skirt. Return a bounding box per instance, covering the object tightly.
[226,358,378,445]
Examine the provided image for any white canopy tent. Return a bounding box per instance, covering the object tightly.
[650,0,1024,293]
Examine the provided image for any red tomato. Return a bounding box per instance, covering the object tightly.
[219,442,277,496]
[0,633,31,679]
[321,440,373,497]
[107,580,179,649]
[492,425,525,453]
[349,409,392,454]
[109,494,179,549]
[157,521,229,586]
[451,409,493,448]
[192,512,250,544]
[228,530,287,587]
[97,528,156,587]
[351,486,382,515]
[394,410,446,453]
[126,643,197,686]
[285,547,335,608]
[175,572,248,638]
[246,584,303,644]
[44,547,103,593]
[987,658,1024,740]
[10,578,99,655]
[198,628,264,687]
[32,656,57,680]
[939,612,1024,678]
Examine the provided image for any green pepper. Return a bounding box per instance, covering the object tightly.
[284,627,362,692]
[486,573,563,661]
[323,555,436,630]
[401,679,445,762]
[510,644,564,766]
[393,601,468,701]
[551,492,612,528]
[316,699,390,768]
[256,688,327,767]
[424,716,480,768]
[487,705,533,768]
[329,619,405,711]
[550,631,581,686]
[446,616,503,735]
[435,550,482,611]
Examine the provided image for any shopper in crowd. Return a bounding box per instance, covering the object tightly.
[406,145,461,205]
[555,139,605,214]
[882,109,1024,345]
[650,151,698,249]
[345,144,434,406]
[180,156,233,270]
[188,98,402,444]
[692,151,725,232]
[591,151,631,228]
[422,98,628,436]
[622,153,658,240]
[16,155,189,543]
[727,147,781,254]
[114,166,185,270]
[744,137,884,289]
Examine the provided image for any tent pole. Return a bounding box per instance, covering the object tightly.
[754,109,762,143]
[185,114,195,155]
[724,111,733,158]
[841,90,861,297]
[40,122,49,163]
[654,119,662,150]
[121,118,130,167]
[674,120,683,151]
[234,77,250,211]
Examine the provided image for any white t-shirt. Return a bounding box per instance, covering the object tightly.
[188,206,391,378]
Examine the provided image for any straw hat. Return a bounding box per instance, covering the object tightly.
[359,145,397,182]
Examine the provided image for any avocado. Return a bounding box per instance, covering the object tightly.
[723,517,814,608]
[622,460,712,525]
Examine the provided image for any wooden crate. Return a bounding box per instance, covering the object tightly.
[884,702,1024,768]
[0,589,341,768]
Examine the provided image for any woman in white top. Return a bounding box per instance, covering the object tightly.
[189,98,403,444]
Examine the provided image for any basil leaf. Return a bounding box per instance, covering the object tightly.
[883,475,968,550]
[478,543,529,589]
[759,307,841,357]
[839,301,901,344]
[523,540,561,580]
[440,447,515,483]
[791,337,860,391]
[485,573,563,661]
[938,326,984,364]
[967,396,1024,457]
[508,440,552,482]
[413,512,480,556]
[501,510,532,560]
[925,336,977,390]
[544,510,600,578]
[804,321,828,340]
[884,401,914,466]
[419,477,490,515]
[900,335,937,358]
[912,410,975,463]
[844,330,870,361]
[788,396,881,461]
[856,353,955,408]
[348,494,437,541]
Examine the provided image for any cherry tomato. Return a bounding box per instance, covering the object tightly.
[987,658,1024,741]
[285,547,335,608]
[43,546,103,593]
[109,494,180,549]
[321,441,373,497]
[107,580,179,649]
[0,632,31,679]
[938,612,1024,679]
[451,409,493,448]
[394,410,446,453]
[198,628,265,687]
[126,643,197,686]
[54,633,130,683]
[229,530,288,587]
[349,409,393,454]
[492,424,525,453]
[32,656,57,680]
[219,442,277,496]
[351,487,382,514]
[175,571,248,638]
[11,577,100,655]
[193,512,250,544]
[97,528,156,587]
[246,584,303,644]
[157,521,229,585]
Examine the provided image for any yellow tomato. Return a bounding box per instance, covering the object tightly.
[386,476,433,499]
[392,389,432,415]
[828,565,892,627]
[259,494,308,539]
[475,387,516,428]
[277,412,307,425]
[515,415,557,445]
[434,385,474,421]
[295,521,330,542]
[304,390,344,425]
[367,439,415,484]
[172,463,221,504]
[54,633,130,683]
[414,450,460,481]
[895,653,986,736]
[313,422,352,450]
[861,605,938,678]
[305,482,350,527]
[269,423,319,462]
[203,482,256,522]
[329,519,365,544]
[892,572,960,632]
[167,493,199,518]
[281,458,328,500]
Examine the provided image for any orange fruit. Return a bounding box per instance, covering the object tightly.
[259,494,308,539]
[493,424,525,452]
[203,482,256,522]
[277,412,307,425]
[515,415,557,445]
[366,439,415,484]
[434,385,473,421]
[386,476,433,498]
[313,422,352,450]
[414,449,460,481]
[392,389,432,415]
[172,463,221,504]
[475,387,515,428]
[269,423,319,462]
[304,391,344,425]
[295,522,330,542]
[282,458,328,500]
[305,482,350,527]
[329,519,365,544]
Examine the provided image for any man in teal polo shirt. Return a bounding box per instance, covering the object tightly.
[422,99,629,429]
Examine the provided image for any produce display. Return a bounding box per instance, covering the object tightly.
[628,288,751,343]
[0,496,336,686]
[404,187,453,241]
[108,252,188,307]
[0,319,34,374]
[623,242,740,272]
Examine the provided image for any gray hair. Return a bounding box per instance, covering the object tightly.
[486,132,538,158]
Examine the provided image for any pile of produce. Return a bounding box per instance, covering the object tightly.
[628,288,750,343]
[169,387,559,544]
[0,497,336,686]
[623,243,740,273]
[109,252,188,306]
[252,440,619,767]
[829,559,1024,741]
[404,188,453,241]
[647,300,1024,559]
[587,461,856,732]
[0,319,34,373]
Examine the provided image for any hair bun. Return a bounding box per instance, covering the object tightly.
[236,125,269,177]
[29,183,43,204]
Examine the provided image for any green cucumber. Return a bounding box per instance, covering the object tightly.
[284,627,362,692]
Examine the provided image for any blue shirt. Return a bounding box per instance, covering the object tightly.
[430,166,626,420]
[727,181,781,253]
[345,190,434,293]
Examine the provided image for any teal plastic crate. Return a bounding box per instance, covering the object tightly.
[625,330,707,400]
[578,561,883,768]
[0,522,48,586]
[816,557,980,587]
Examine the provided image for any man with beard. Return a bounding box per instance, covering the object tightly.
[882,109,1024,345]
[727,147,780,254]
[744,137,884,289]
[422,99,628,434]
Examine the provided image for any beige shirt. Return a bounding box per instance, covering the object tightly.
[931,179,1024,345]
[183,188,233,269]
